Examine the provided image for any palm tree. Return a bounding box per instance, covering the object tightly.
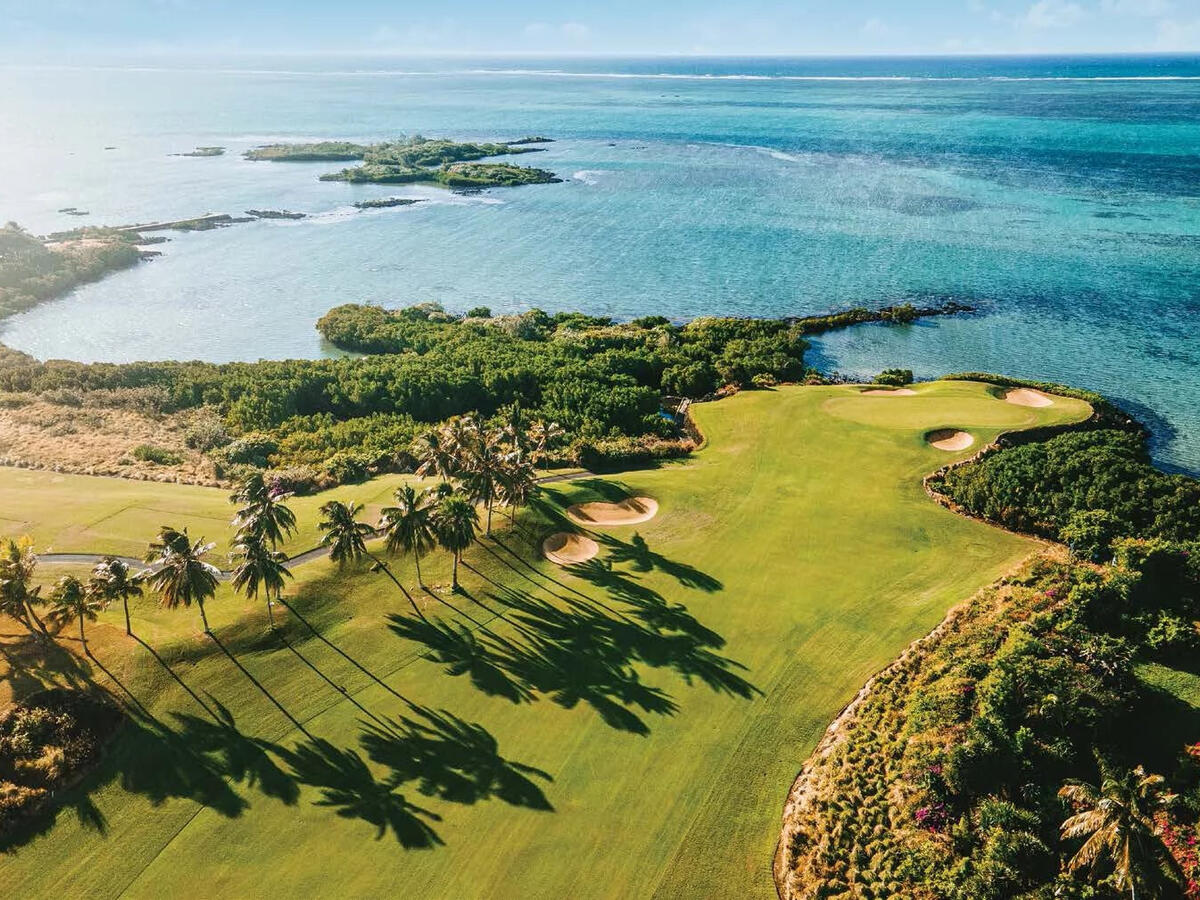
[499,401,528,459]
[144,526,221,633]
[320,499,421,616]
[433,492,478,591]
[379,485,437,587]
[412,430,459,482]
[49,575,108,655]
[500,456,537,524]
[230,532,293,629]
[1059,765,1183,899]
[318,500,373,566]
[528,420,564,465]
[90,556,143,636]
[462,427,507,535]
[0,536,49,639]
[230,471,296,547]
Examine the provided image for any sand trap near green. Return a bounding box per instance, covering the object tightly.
[565,496,658,526]
[1004,387,1055,407]
[927,428,975,451]
[542,531,599,565]
[1,381,1092,900]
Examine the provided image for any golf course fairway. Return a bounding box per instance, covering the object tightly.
[0,381,1092,898]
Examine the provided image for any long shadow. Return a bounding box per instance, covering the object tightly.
[273,629,390,730]
[132,634,219,721]
[388,573,758,736]
[276,596,411,705]
[205,630,314,741]
[0,630,93,698]
[594,532,724,592]
[278,701,554,848]
[83,647,159,724]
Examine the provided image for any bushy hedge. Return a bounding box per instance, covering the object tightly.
[0,689,124,838]
[938,429,1200,559]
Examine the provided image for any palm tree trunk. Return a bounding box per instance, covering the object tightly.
[265,595,276,629]
[123,597,132,635]
[79,616,87,654]
[414,553,423,588]
[486,499,493,535]
[452,552,460,590]
[24,600,49,638]
[368,552,425,619]
[198,599,212,633]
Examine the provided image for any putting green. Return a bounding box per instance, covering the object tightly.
[0,382,1090,898]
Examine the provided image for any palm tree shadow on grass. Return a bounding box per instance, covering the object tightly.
[593,532,723,593]
[387,565,758,736]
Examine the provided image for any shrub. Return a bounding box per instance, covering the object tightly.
[183,414,231,451]
[130,444,183,465]
[873,369,914,387]
[40,387,83,407]
[465,306,492,318]
[215,433,278,468]
[320,451,369,484]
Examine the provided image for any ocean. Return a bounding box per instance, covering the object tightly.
[1,55,1198,469]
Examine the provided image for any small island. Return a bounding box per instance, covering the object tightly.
[353,197,426,209]
[245,209,306,220]
[172,146,226,157]
[246,135,560,188]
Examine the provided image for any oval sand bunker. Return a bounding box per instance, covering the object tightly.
[926,429,975,452]
[542,532,599,566]
[1004,388,1054,408]
[566,496,659,526]
[861,388,916,396]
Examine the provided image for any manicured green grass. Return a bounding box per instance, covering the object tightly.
[0,381,1090,898]
[0,470,422,559]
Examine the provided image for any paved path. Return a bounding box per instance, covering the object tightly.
[34,469,597,576]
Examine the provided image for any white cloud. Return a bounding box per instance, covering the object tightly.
[1101,0,1173,15]
[1156,16,1200,49]
[967,0,987,12]
[861,17,889,36]
[1022,0,1086,28]
[524,21,590,41]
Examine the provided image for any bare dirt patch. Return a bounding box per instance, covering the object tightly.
[566,497,659,526]
[926,429,975,452]
[542,532,599,565]
[0,401,219,485]
[1004,387,1054,407]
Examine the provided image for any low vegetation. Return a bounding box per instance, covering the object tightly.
[0,224,140,319]
[0,689,124,840]
[936,428,1200,561]
[0,302,809,485]
[247,136,557,188]
[779,541,1200,900]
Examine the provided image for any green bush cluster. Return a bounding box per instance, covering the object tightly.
[938,429,1200,559]
[130,444,183,466]
[0,301,808,485]
[785,544,1200,899]
[0,690,123,837]
[0,224,141,319]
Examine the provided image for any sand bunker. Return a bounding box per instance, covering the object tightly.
[861,388,917,396]
[566,496,659,526]
[1004,388,1054,408]
[542,532,599,566]
[927,429,975,452]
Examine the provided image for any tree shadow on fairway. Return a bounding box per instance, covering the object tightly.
[594,532,723,593]
[387,557,758,736]
[278,701,553,848]
[0,628,94,699]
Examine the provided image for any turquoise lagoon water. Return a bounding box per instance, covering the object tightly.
[0,56,1198,468]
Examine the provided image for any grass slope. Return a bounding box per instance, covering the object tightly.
[0,382,1089,898]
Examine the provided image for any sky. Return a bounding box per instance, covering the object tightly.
[1,0,1198,58]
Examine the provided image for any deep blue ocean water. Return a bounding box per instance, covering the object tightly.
[1,55,1198,468]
